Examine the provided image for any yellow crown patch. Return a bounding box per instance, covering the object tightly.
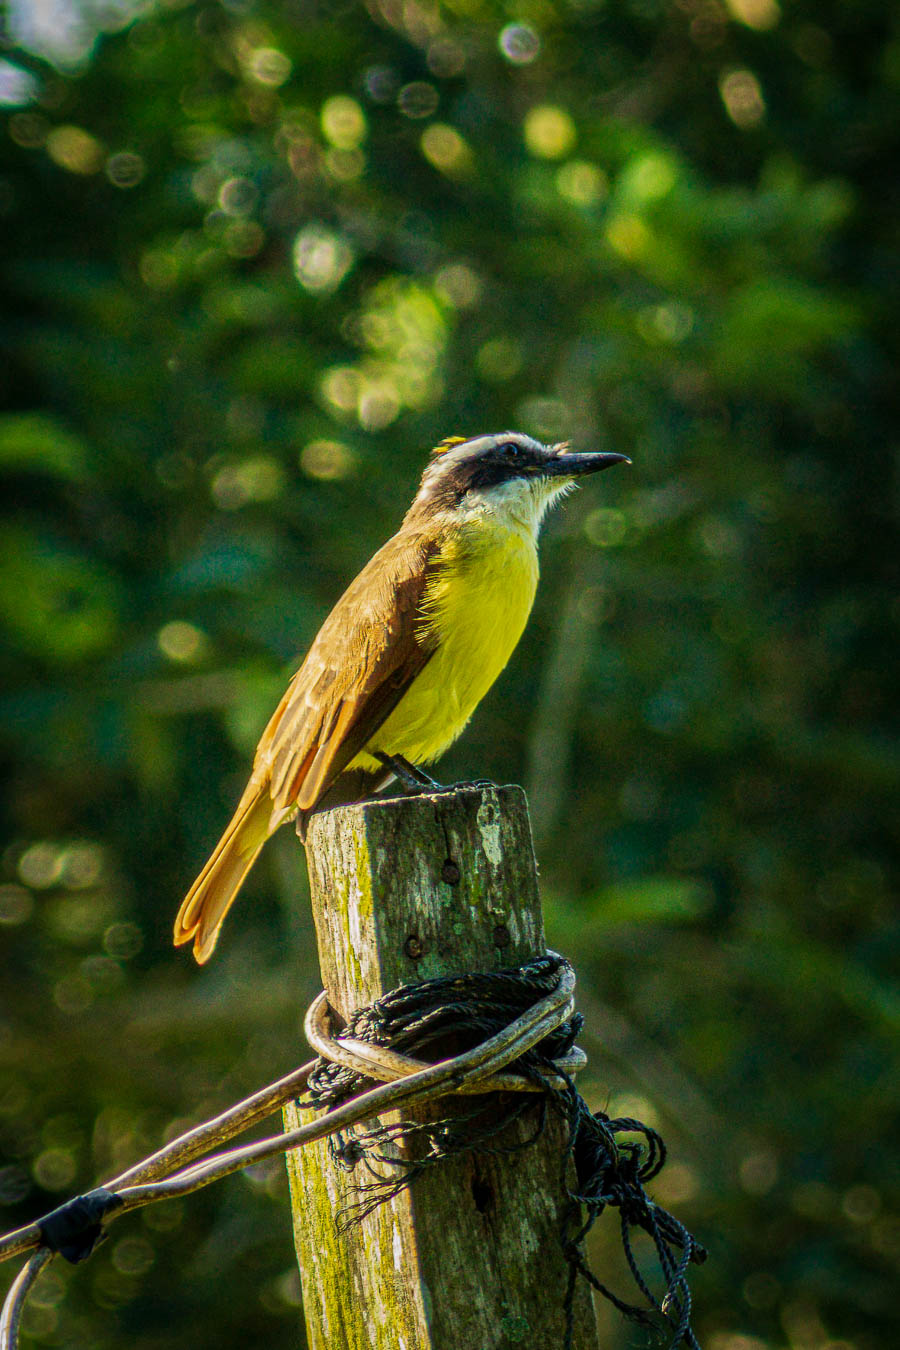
[430,434,469,457]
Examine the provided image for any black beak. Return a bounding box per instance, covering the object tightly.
[540,449,631,478]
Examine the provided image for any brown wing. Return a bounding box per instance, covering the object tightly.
[253,527,441,816]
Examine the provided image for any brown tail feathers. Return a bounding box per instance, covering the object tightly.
[173,787,276,964]
[175,765,389,963]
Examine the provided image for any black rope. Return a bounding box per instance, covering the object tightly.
[554,1083,706,1350]
[303,952,706,1349]
[306,952,580,1107]
[36,1188,123,1264]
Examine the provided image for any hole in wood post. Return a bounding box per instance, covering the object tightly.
[441,859,460,885]
[471,1170,493,1214]
[404,934,425,960]
[492,924,510,949]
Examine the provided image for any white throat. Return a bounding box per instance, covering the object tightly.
[459,476,575,540]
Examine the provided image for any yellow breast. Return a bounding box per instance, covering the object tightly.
[354,518,539,768]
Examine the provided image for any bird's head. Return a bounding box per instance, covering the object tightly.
[409,431,629,534]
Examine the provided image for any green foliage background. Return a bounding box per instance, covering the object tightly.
[0,1,896,1347]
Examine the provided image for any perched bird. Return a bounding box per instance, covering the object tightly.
[174,431,628,962]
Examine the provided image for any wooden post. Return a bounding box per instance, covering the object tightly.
[284,784,600,1350]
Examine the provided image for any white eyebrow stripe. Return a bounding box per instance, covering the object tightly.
[429,433,545,473]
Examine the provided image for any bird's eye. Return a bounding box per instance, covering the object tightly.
[500,442,523,459]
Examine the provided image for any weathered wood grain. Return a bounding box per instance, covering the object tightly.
[284,784,600,1349]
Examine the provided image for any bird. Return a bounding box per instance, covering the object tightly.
[174,431,628,962]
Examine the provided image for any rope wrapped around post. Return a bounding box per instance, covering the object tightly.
[297,952,706,1349]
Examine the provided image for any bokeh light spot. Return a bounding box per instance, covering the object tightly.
[112,1237,155,1275]
[524,106,576,159]
[58,843,104,889]
[92,1268,138,1308]
[0,884,33,925]
[433,262,481,308]
[725,0,780,32]
[323,147,362,182]
[638,302,694,344]
[292,224,355,294]
[556,160,607,206]
[18,842,63,889]
[363,65,398,103]
[140,248,178,290]
[607,1094,659,1129]
[33,1148,77,1191]
[218,176,258,217]
[25,1268,64,1311]
[870,1217,900,1259]
[248,48,292,87]
[50,892,112,945]
[191,164,218,204]
[300,439,356,481]
[103,922,144,960]
[420,124,472,176]
[320,367,362,417]
[224,219,265,257]
[46,125,104,174]
[476,336,523,383]
[606,214,650,261]
[0,1166,30,1204]
[105,151,145,188]
[211,457,285,510]
[427,37,466,79]
[499,24,540,65]
[0,59,38,107]
[358,384,401,431]
[274,1268,303,1308]
[8,112,48,148]
[793,23,833,66]
[585,508,628,548]
[398,82,439,119]
[624,152,678,203]
[738,1148,778,1194]
[158,621,207,664]
[698,515,741,557]
[708,1335,770,1350]
[654,302,694,342]
[321,95,367,149]
[81,954,124,994]
[653,1160,699,1204]
[841,1184,880,1223]
[719,69,766,129]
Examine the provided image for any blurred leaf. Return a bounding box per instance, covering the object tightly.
[0,527,119,662]
[715,278,858,393]
[0,413,89,480]
[585,875,714,925]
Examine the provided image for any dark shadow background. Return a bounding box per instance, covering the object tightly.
[0,1,896,1347]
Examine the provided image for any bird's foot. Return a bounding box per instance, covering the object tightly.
[374,756,498,799]
[374,753,444,794]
